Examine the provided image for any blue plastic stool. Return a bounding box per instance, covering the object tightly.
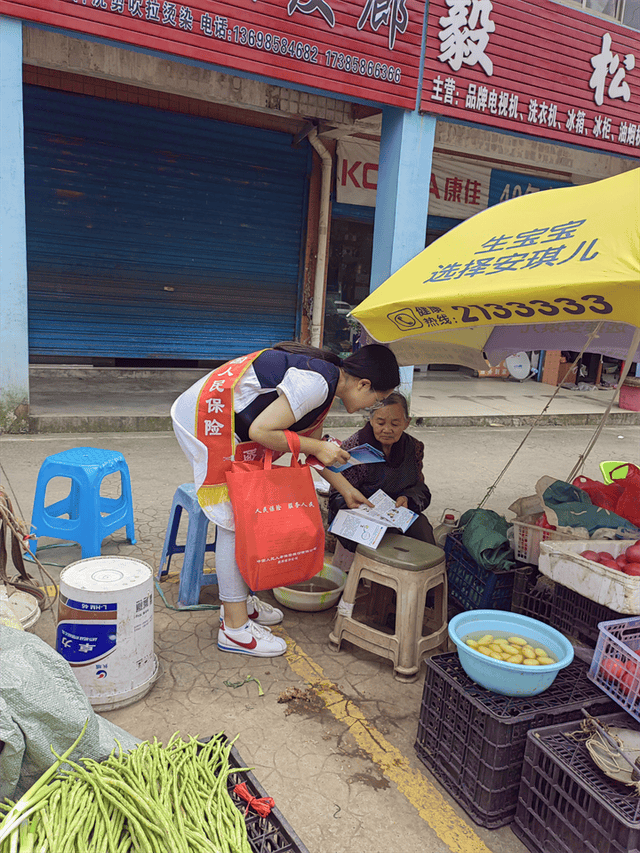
[30,447,136,558]
[157,483,218,607]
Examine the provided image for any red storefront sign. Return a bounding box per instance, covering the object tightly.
[1,0,425,108]
[420,0,640,158]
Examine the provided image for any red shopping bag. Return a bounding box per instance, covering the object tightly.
[572,476,624,512]
[573,465,640,527]
[611,463,640,528]
[225,431,325,591]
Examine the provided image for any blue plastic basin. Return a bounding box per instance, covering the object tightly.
[448,610,574,697]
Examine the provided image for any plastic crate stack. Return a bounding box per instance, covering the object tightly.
[511,564,622,648]
[513,712,640,853]
[413,652,616,829]
[510,520,631,648]
[511,517,577,565]
[511,614,640,851]
[444,530,515,612]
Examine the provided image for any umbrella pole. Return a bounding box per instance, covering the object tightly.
[566,326,640,482]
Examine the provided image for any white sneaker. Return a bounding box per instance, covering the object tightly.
[246,594,284,626]
[217,619,287,657]
[220,595,284,627]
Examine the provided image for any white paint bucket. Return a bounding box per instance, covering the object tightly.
[57,556,158,712]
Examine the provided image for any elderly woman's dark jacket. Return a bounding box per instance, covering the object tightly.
[327,421,431,522]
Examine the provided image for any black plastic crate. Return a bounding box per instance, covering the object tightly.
[511,565,623,647]
[227,744,310,853]
[444,530,514,611]
[413,652,617,829]
[513,712,640,853]
[510,564,562,625]
[555,583,623,647]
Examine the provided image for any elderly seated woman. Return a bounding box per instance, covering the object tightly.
[328,392,435,562]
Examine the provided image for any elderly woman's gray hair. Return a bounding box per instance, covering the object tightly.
[373,391,409,419]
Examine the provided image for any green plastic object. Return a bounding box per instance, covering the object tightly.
[599,461,630,484]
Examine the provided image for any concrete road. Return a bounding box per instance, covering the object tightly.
[1,422,638,853]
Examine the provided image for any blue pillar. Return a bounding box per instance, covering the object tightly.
[0,16,29,432]
[370,108,436,399]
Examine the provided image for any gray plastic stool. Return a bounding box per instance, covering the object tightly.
[329,533,447,682]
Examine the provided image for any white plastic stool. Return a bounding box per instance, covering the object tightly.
[329,533,448,682]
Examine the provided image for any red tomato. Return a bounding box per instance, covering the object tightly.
[597,551,615,562]
[625,663,639,699]
[616,555,629,570]
[535,514,556,530]
[625,544,640,563]
[580,550,599,562]
[599,657,632,695]
[602,560,622,572]
[623,563,640,576]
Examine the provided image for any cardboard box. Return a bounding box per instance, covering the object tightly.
[540,351,578,386]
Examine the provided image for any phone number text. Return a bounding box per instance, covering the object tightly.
[229,28,402,81]
[452,295,612,323]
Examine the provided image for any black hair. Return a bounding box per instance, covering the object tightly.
[374,391,409,418]
[341,345,400,391]
[273,342,400,391]
[272,341,341,366]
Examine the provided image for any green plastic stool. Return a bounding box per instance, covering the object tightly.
[599,461,630,484]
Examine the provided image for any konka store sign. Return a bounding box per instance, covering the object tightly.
[421,0,640,157]
[0,0,425,108]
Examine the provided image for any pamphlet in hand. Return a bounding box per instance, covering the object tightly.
[329,489,418,549]
[326,443,386,473]
[306,443,385,472]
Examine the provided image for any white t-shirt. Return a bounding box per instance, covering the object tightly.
[171,353,338,529]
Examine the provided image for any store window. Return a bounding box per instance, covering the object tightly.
[560,0,640,29]
[324,210,462,355]
[324,216,374,357]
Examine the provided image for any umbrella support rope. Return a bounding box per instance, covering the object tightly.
[566,325,640,482]
[477,323,604,510]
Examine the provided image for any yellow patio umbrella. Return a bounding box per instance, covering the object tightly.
[351,168,640,372]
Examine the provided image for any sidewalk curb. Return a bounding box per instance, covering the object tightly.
[22,410,640,434]
[411,412,640,427]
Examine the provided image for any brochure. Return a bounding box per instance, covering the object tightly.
[326,443,386,473]
[306,443,385,473]
[329,489,418,549]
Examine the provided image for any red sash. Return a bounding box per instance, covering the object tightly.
[195,351,331,511]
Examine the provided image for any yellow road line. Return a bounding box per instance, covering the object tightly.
[280,630,494,853]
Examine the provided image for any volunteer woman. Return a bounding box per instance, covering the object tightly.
[171,342,400,658]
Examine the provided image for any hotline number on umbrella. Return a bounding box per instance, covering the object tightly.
[452,295,613,322]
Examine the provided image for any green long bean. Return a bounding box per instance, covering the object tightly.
[0,732,256,852]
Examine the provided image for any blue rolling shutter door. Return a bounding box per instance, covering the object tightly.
[24,86,310,360]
